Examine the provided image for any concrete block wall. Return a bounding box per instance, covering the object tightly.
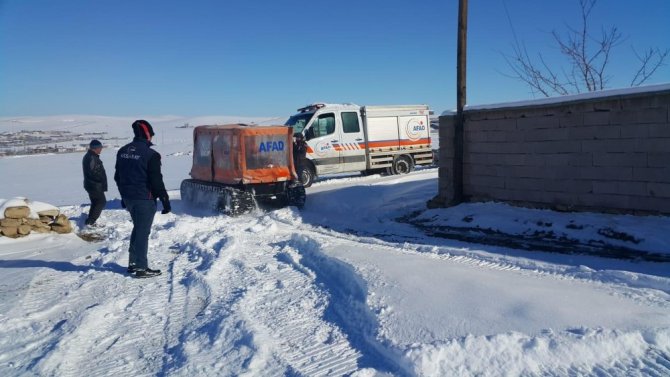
[435,87,670,214]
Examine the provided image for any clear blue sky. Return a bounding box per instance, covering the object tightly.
[1,0,669,117]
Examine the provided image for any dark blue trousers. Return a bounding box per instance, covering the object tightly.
[125,199,156,269]
[86,190,106,225]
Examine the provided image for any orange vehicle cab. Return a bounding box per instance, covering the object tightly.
[190,124,296,185]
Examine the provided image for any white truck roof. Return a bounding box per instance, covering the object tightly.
[296,103,429,115]
[296,103,360,113]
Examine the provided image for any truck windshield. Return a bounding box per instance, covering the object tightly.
[285,113,314,135]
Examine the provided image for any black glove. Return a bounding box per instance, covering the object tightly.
[160,195,171,214]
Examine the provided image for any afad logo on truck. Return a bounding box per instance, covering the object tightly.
[259,141,285,152]
[313,141,332,157]
[405,118,427,141]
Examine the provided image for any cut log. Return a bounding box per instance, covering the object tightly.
[17,225,32,235]
[51,224,72,234]
[40,216,55,224]
[4,206,30,219]
[37,209,60,218]
[0,218,21,227]
[1,226,19,238]
[54,214,70,226]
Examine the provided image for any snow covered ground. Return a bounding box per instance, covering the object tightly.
[1,116,670,376]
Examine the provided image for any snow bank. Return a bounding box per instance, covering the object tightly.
[413,202,670,255]
[404,328,670,376]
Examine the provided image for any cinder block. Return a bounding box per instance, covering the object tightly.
[647,153,670,168]
[593,152,647,167]
[500,165,544,178]
[629,196,670,214]
[619,94,664,110]
[583,111,611,126]
[468,141,524,154]
[463,153,488,165]
[517,116,560,131]
[543,154,572,167]
[505,177,544,191]
[629,196,670,212]
[558,113,584,128]
[649,123,670,138]
[505,131,526,142]
[470,118,516,132]
[634,167,670,183]
[524,128,570,142]
[466,175,506,189]
[620,124,649,138]
[463,153,491,165]
[465,130,487,143]
[504,154,527,166]
[568,153,594,167]
[523,154,546,167]
[543,179,592,194]
[531,140,581,154]
[580,166,633,181]
[568,125,620,140]
[539,166,576,180]
[577,193,632,210]
[465,163,497,177]
[648,182,670,198]
[581,139,637,153]
[634,138,670,153]
[486,131,507,142]
[612,108,668,125]
[593,181,648,196]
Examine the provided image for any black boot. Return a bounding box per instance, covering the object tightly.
[134,268,162,278]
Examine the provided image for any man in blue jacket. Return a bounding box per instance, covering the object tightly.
[114,120,171,278]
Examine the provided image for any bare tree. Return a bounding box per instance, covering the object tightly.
[504,0,668,97]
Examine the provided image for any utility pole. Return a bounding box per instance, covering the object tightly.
[454,0,468,204]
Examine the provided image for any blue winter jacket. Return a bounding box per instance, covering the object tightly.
[114,138,168,202]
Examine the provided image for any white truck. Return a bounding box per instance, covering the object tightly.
[285,103,433,186]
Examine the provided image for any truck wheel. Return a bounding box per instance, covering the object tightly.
[298,165,316,187]
[392,156,413,175]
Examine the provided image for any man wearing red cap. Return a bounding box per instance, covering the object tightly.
[114,120,171,278]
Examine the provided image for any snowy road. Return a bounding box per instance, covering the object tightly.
[1,170,670,376]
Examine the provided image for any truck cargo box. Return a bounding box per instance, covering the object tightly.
[362,105,431,152]
[190,124,295,185]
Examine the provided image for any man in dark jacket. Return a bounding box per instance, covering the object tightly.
[114,120,171,278]
[293,133,307,181]
[82,139,107,226]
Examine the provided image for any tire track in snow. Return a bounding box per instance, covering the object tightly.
[276,234,410,376]
[154,214,288,376]
[232,217,364,376]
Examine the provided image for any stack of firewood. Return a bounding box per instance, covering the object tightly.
[0,198,72,238]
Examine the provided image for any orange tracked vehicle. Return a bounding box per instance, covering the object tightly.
[180,124,306,215]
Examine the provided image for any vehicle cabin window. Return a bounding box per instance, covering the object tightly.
[195,133,212,167]
[310,113,335,139]
[341,112,360,133]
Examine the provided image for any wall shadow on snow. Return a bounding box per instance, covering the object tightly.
[299,178,670,279]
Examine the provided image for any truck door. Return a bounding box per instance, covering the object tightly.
[338,111,366,172]
[305,112,343,175]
